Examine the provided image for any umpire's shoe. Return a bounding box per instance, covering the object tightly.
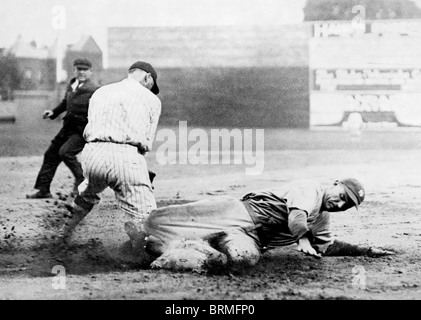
[26,190,52,199]
[56,204,90,244]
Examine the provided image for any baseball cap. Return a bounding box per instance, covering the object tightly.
[73,58,92,70]
[339,178,365,209]
[128,61,159,95]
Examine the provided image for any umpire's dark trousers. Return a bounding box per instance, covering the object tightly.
[34,127,85,192]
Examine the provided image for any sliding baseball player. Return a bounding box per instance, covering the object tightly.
[125,178,394,272]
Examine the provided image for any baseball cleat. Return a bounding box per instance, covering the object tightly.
[124,221,148,250]
[55,204,90,243]
[124,221,154,264]
[124,221,141,241]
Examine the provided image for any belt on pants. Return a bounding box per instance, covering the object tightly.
[89,140,148,154]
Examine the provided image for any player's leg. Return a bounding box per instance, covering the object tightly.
[216,231,261,269]
[116,179,155,262]
[149,238,228,272]
[144,196,256,250]
[58,133,85,196]
[147,230,259,272]
[58,180,109,244]
[110,148,156,224]
[143,197,260,271]
[74,143,111,207]
[27,131,66,198]
[57,144,109,243]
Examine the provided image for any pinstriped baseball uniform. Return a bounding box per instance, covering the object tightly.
[76,77,161,221]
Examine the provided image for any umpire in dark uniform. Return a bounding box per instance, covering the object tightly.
[27,58,99,199]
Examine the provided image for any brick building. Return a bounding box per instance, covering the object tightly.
[7,35,56,91]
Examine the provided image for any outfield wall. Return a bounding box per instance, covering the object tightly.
[102,67,309,128]
[104,21,421,129]
[106,25,312,128]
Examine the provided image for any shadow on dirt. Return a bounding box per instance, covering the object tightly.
[0,199,197,278]
[0,240,147,278]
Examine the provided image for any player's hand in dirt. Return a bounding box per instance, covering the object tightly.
[296,237,322,259]
[42,110,54,119]
[367,247,395,257]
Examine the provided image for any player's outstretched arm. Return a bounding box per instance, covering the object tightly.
[296,236,322,258]
[288,209,322,258]
[323,240,395,257]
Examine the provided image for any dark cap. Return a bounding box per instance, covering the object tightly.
[128,61,159,95]
[339,178,365,209]
[73,58,92,69]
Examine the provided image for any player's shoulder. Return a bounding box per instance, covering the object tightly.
[93,81,121,95]
[151,93,162,107]
[139,85,162,107]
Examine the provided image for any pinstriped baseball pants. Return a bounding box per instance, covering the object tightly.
[76,142,156,222]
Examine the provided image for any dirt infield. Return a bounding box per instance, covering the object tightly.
[0,129,420,300]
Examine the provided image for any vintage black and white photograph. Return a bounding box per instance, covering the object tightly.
[0,0,420,303]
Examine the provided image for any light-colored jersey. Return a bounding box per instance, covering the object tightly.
[251,179,332,252]
[84,77,161,151]
[267,179,324,218]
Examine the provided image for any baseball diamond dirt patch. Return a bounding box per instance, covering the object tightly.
[0,129,420,300]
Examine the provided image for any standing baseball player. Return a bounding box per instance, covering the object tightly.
[26,58,99,199]
[125,178,394,271]
[57,61,161,243]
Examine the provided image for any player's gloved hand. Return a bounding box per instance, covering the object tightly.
[42,110,54,119]
[296,237,322,259]
[367,247,395,257]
